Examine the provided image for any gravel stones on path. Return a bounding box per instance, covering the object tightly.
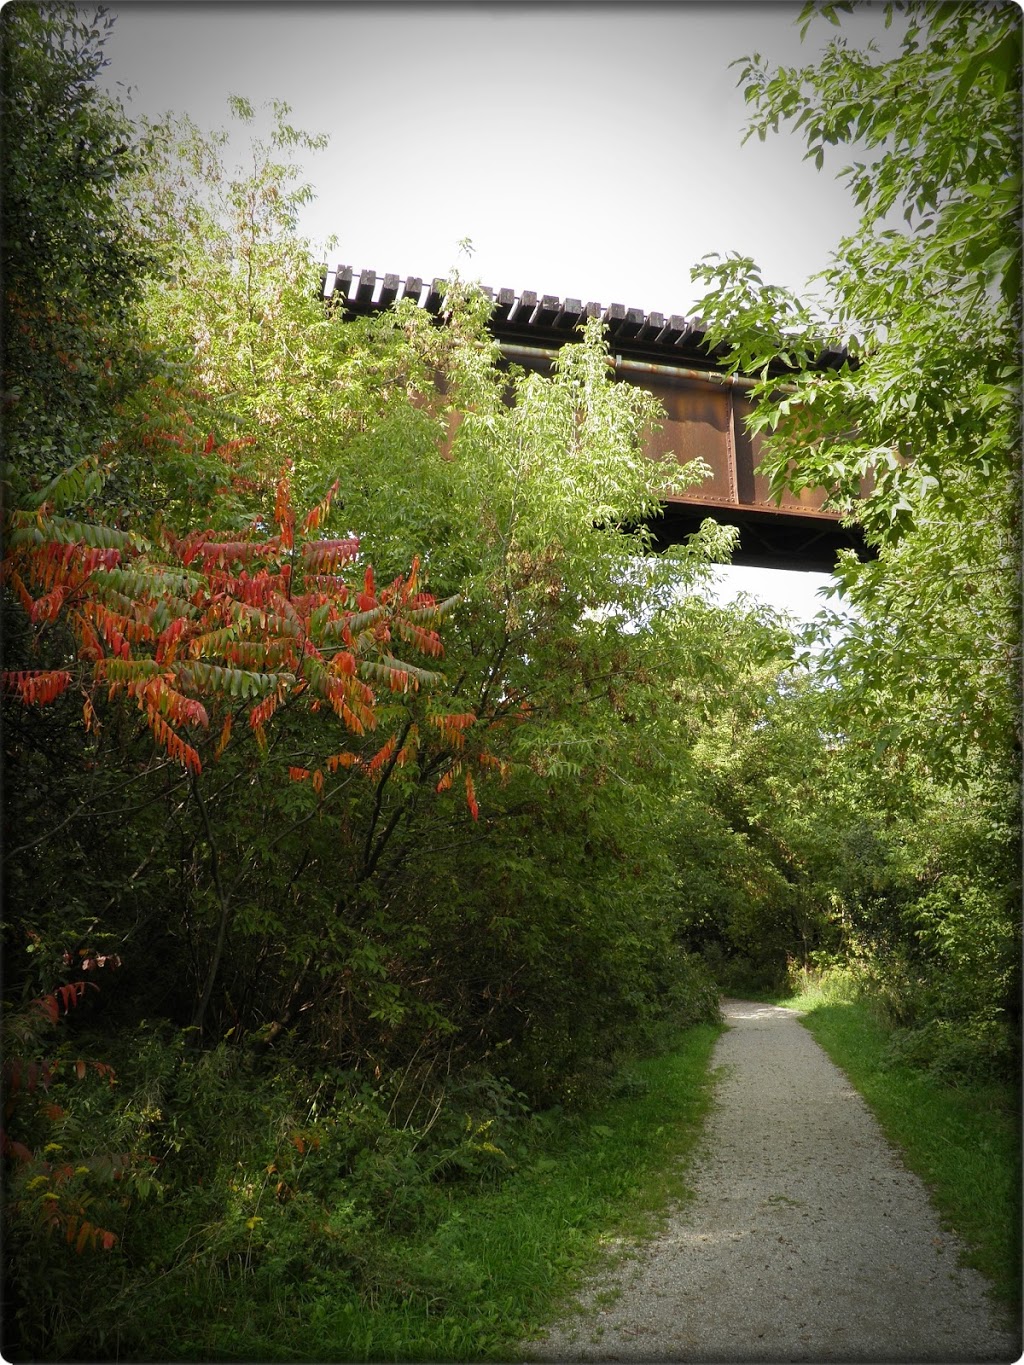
[524,999,1020,1363]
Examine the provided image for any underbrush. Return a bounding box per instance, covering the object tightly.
[2,1017,723,1362]
[783,955,1019,1085]
[700,944,789,998]
[776,966,1021,1316]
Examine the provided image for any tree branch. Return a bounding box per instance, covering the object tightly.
[189,772,232,1037]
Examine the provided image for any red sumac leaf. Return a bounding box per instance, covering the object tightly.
[366,735,397,777]
[301,538,359,572]
[29,585,68,623]
[249,693,280,733]
[146,712,202,774]
[301,479,341,533]
[357,565,377,612]
[57,982,89,1013]
[2,670,73,705]
[82,695,100,733]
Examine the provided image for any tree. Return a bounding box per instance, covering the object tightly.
[5,92,735,1080]
[0,4,155,500]
[692,0,1021,777]
[690,0,1021,1075]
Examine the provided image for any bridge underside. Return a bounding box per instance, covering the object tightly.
[645,501,867,574]
[325,266,872,574]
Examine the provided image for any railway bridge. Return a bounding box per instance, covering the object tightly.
[324,266,868,573]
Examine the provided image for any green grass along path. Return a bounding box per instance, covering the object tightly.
[522,998,1019,1363]
[181,999,1018,1361]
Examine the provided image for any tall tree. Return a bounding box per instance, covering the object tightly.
[5,94,735,1079]
[691,0,1021,1074]
[693,0,1021,776]
[0,4,155,500]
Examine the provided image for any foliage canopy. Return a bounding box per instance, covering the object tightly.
[1,5,1019,1358]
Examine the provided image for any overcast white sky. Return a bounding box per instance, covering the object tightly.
[100,1,890,622]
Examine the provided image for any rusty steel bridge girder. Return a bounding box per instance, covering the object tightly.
[324,266,870,574]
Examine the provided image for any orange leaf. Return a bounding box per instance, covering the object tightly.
[301,479,341,533]
[214,712,233,760]
[249,693,280,733]
[2,670,73,706]
[436,762,461,793]
[82,695,101,734]
[326,751,360,771]
[145,712,202,773]
[29,585,68,623]
[274,475,295,549]
[366,735,397,777]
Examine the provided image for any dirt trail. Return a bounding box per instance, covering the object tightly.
[523,999,1020,1363]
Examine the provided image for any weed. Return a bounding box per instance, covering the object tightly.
[3,1020,723,1361]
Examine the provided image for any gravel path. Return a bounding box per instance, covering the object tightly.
[523,999,1020,1363]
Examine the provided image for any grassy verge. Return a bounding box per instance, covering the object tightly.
[177,1020,724,1362]
[775,981,1020,1315]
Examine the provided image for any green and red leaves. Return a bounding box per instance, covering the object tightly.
[3,472,457,780]
[429,710,476,749]
[301,478,342,534]
[302,537,359,574]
